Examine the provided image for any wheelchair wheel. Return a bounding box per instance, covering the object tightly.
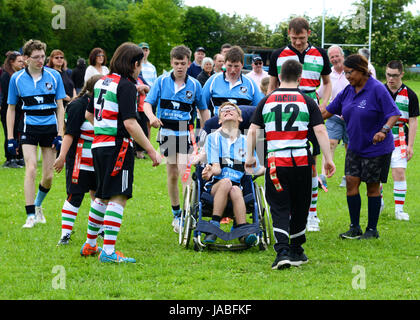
[256,183,272,247]
[180,179,197,248]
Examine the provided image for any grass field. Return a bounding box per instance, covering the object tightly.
[1,81,419,301]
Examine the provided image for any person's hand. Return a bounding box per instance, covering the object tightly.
[7,139,18,156]
[245,156,257,175]
[52,136,62,154]
[323,160,336,178]
[147,149,161,167]
[201,164,213,181]
[372,132,386,144]
[136,84,149,95]
[53,156,65,173]
[149,115,163,128]
[407,145,414,161]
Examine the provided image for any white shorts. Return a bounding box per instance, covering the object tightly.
[391,146,407,169]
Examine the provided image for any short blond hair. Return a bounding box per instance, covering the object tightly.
[219,102,242,117]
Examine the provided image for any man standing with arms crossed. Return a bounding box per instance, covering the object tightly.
[268,17,332,233]
[384,60,419,221]
[7,39,66,229]
[246,59,335,270]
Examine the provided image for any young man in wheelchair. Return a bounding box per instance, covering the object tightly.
[199,102,265,244]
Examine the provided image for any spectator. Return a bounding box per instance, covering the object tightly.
[138,42,157,88]
[84,48,109,82]
[260,77,269,95]
[0,51,25,168]
[71,58,87,94]
[187,46,206,79]
[247,56,268,87]
[358,48,376,79]
[197,57,215,87]
[213,53,224,73]
[47,49,76,108]
[322,54,401,240]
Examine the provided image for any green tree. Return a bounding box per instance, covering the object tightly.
[129,0,183,74]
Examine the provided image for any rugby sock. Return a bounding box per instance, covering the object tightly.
[380,183,384,206]
[103,202,124,255]
[393,180,407,212]
[86,199,106,246]
[347,194,361,228]
[34,184,50,207]
[25,205,35,218]
[367,196,381,231]
[172,204,182,217]
[61,200,80,237]
[309,176,318,218]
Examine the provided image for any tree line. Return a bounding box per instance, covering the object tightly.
[0,0,418,75]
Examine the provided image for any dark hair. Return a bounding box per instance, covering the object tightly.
[47,49,65,70]
[109,42,144,78]
[289,17,310,34]
[3,51,22,75]
[221,43,232,50]
[23,39,46,57]
[225,46,244,64]
[344,54,370,76]
[280,59,302,82]
[88,48,107,66]
[387,60,404,73]
[170,45,191,61]
[73,74,103,101]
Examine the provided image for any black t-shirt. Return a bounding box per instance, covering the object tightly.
[65,94,91,165]
[71,66,86,89]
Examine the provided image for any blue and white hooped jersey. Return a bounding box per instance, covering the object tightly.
[8,66,66,134]
[201,72,264,117]
[205,130,261,184]
[145,72,206,137]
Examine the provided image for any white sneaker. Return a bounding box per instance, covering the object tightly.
[35,206,46,224]
[395,211,409,221]
[22,215,36,228]
[306,215,320,232]
[172,216,183,233]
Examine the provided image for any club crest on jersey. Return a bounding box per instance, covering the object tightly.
[103,77,113,86]
[45,82,53,90]
[238,148,246,158]
[185,90,193,100]
[240,86,248,94]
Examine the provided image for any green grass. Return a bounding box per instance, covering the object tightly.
[1,81,419,300]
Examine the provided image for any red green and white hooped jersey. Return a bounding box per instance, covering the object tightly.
[394,86,409,125]
[92,74,121,149]
[263,90,310,167]
[275,45,326,101]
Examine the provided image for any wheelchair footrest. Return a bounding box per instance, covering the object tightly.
[196,221,260,241]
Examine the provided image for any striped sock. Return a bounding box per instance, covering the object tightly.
[61,200,79,237]
[103,202,124,255]
[86,199,106,247]
[394,180,407,212]
[380,183,384,205]
[309,176,318,218]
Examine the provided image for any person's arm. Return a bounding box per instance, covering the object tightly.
[407,117,417,161]
[245,123,260,174]
[6,104,16,140]
[372,115,400,144]
[56,99,65,137]
[198,108,209,128]
[143,102,162,128]
[267,76,279,94]
[313,123,336,177]
[53,134,74,173]
[201,163,221,181]
[124,117,160,166]
[85,110,94,125]
[319,74,332,109]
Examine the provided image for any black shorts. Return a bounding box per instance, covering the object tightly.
[345,149,392,184]
[65,164,96,195]
[157,133,192,157]
[92,142,134,200]
[20,133,56,147]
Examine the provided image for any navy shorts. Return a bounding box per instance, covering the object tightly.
[157,133,192,157]
[326,116,348,144]
[20,133,56,147]
[65,165,96,195]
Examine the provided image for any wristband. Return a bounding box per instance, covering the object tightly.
[380,124,390,134]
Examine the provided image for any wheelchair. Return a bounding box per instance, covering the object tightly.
[178,164,272,251]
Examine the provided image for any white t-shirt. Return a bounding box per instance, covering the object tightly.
[141,61,157,88]
[84,65,109,82]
